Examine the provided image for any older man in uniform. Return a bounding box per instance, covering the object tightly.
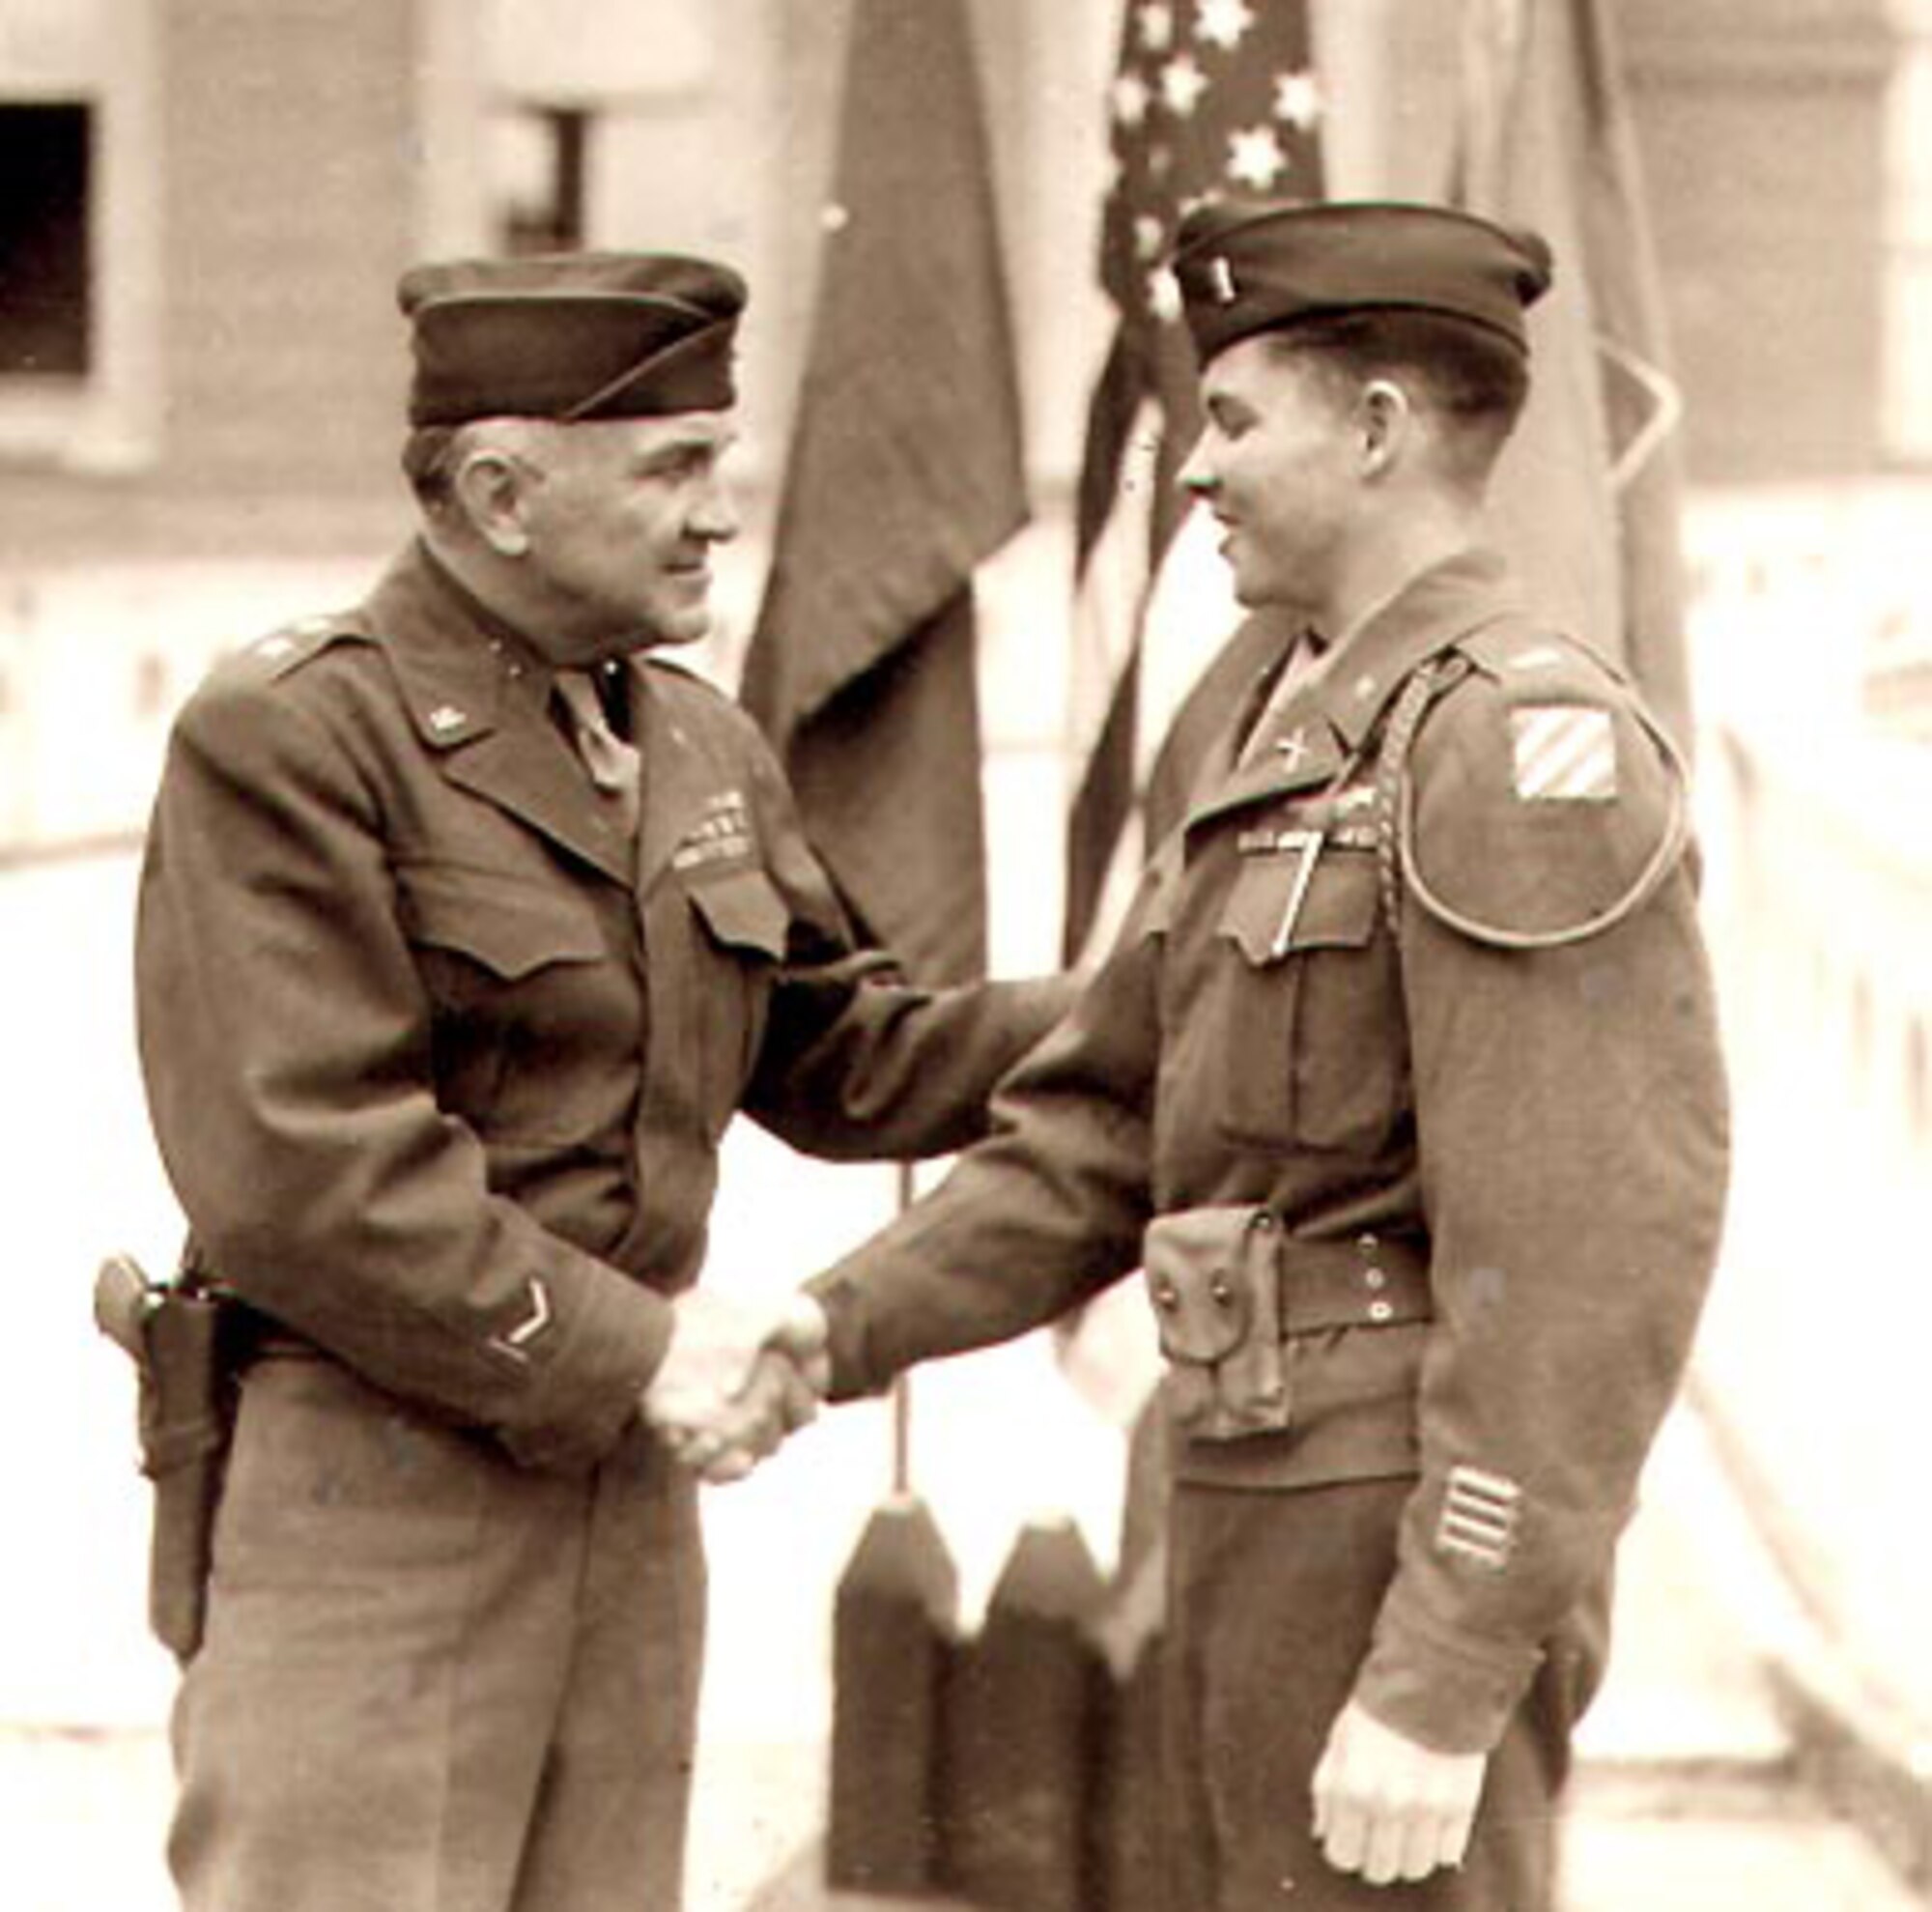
[706,200,1731,1906]
[133,251,1068,1912]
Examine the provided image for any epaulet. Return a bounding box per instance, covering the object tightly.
[1453,621,1628,699]
[1380,633,1690,950]
[222,612,372,684]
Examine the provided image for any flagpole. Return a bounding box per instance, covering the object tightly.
[892,1160,915,1497]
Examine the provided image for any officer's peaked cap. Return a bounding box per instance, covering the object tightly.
[398,251,745,428]
[1172,198,1553,366]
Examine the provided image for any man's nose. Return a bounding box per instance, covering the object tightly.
[691,473,739,543]
[1177,434,1216,499]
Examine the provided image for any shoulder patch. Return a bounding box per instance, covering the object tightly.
[1509,703,1618,803]
[1397,664,1690,949]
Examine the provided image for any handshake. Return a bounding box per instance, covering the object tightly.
[639,1287,832,1484]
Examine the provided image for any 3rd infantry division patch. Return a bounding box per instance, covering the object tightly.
[1508,704,1617,802]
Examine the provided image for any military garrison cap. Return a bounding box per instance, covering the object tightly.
[398,251,746,427]
[1172,198,1553,366]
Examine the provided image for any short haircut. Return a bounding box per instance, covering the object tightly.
[400,424,464,511]
[400,416,550,514]
[1262,307,1531,484]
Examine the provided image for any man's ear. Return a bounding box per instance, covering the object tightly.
[451,444,533,557]
[1357,378,1413,478]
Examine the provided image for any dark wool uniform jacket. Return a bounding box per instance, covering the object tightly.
[811,549,1730,1756]
[136,543,1070,1476]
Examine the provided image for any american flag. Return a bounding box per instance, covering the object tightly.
[1064,0,1326,962]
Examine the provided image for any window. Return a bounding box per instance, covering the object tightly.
[478,0,718,257]
[0,101,91,378]
[489,105,591,256]
[0,0,156,469]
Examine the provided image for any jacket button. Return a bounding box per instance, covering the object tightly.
[1368,1299,1394,1324]
[1364,1267,1387,1291]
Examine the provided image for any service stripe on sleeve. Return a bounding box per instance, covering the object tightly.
[1435,1464,1522,1570]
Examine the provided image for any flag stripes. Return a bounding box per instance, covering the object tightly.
[1064,0,1325,964]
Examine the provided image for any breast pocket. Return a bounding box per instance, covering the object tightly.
[667,862,792,1136]
[1213,845,1406,1154]
[401,861,608,982]
[683,862,790,964]
[396,860,634,1141]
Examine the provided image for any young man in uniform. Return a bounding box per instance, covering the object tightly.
[684,200,1731,1906]
[133,250,1068,1912]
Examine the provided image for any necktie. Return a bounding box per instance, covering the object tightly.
[554,669,641,837]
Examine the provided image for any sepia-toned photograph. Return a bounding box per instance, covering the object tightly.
[2,2,1927,1907]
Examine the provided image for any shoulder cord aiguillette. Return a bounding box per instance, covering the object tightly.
[1375,656,1692,951]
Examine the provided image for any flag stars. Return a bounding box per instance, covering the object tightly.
[1274,69,1323,131]
[1137,1,1176,54]
[1197,0,1256,52]
[1112,69,1152,129]
[1147,267,1183,325]
[1161,52,1210,117]
[1227,124,1291,190]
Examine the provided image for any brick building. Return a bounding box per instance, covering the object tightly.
[1,0,1918,548]
[0,0,1925,829]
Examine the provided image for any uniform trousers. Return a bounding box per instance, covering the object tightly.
[1164,1475,1578,1912]
[169,1352,705,1912]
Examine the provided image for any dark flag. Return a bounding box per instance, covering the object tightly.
[741,0,1026,985]
[1450,0,1693,749]
[1064,0,1325,962]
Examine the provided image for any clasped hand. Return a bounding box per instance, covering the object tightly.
[640,1289,830,1483]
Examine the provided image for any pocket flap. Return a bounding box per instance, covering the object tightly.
[397,863,605,980]
[683,865,790,959]
[1144,1205,1262,1363]
[1219,844,1380,964]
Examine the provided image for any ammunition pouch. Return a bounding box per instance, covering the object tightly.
[1144,1207,1290,1441]
[1143,1207,1432,1441]
[94,1253,247,1662]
